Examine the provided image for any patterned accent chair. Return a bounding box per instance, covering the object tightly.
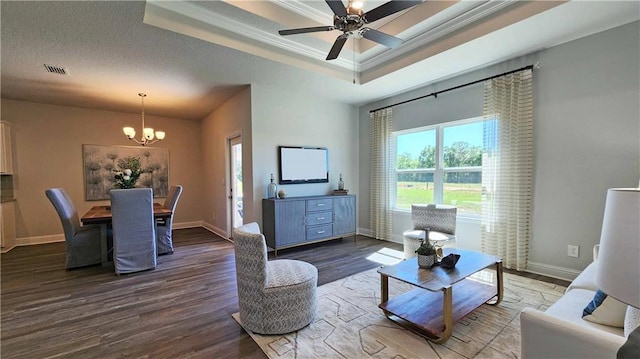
[45,188,102,269]
[156,185,183,255]
[233,222,317,335]
[403,204,457,259]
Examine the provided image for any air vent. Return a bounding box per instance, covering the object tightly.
[44,64,69,75]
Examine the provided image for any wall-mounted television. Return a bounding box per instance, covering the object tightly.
[278,146,329,184]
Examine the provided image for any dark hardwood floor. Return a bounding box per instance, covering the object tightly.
[1,228,569,358]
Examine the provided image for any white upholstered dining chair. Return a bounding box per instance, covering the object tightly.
[110,188,157,275]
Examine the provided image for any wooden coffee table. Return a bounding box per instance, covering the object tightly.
[378,248,503,343]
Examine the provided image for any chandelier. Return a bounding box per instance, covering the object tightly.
[122,93,165,146]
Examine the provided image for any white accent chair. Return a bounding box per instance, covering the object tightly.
[45,188,101,269]
[403,204,457,259]
[233,222,317,334]
[156,185,182,255]
[110,188,157,275]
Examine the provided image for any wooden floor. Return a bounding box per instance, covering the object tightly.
[1,228,569,358]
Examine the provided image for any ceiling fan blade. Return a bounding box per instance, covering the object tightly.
[326,35,348,60]
[325,0,347,17]
[362,28,403,48]
[363,0,422,23]
[278,26,335,36]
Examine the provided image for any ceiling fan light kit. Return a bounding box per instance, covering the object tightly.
[278,0,421,61]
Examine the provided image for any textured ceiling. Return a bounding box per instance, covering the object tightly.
[1,1,638,120]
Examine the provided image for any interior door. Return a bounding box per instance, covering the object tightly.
[229,135,243,232]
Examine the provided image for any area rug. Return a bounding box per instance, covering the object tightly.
[232,267,566,358]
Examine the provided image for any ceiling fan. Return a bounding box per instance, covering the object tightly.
[278,0,422,60]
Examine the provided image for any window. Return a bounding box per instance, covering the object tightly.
[394,118,484,215]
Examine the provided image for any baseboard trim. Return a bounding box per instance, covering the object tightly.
[357,227,403,244]
[201,222,229,241]
[6,221,215,252]
[172,221,203,230]
[525,261,582,282]
[16,234,65,247]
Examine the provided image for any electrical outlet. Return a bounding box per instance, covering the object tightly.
[567,245,579,258]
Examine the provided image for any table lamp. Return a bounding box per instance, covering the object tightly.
[595,188,640,308]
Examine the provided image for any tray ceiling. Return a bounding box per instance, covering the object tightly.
[1,1,638,120]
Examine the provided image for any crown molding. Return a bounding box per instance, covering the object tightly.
[146,0,355,71]
[360,0,515,71]
[270,0,333,25]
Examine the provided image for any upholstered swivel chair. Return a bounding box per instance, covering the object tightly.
[156,185,183,255]
[403,204,457,259]
[45,188,102,269]
[110,188,157,275]
[233,222,317,335]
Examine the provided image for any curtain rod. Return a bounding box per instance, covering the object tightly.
[369,64,535,114]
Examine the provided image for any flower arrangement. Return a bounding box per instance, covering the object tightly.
[113,156,143,189]
[415,238,437,256]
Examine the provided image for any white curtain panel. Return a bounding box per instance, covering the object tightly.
[370,108,393,240]
[481,69,534,270]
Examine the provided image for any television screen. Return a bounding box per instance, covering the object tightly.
[278,146,329,184]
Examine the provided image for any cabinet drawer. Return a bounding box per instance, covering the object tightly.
[306,224,333,241]
[306,211,333,226]
[306,198,332,212]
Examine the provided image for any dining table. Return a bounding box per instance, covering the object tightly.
[81,203,173,266]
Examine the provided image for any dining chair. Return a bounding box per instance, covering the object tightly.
[110,188,157,275]
[45,188,101,269]
[233,222,317,334]
[156,185,183,255]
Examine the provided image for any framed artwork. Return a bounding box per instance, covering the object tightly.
[83,144,169,201]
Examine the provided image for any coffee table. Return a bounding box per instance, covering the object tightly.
[378,248,503,343]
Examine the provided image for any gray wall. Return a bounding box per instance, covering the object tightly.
[358,21,640,280]
[249,83,359,227]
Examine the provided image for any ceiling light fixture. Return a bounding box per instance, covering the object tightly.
[123,93,165,146]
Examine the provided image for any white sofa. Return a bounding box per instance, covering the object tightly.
[520,245,627,358]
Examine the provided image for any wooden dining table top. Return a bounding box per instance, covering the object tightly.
[81,203,172,224]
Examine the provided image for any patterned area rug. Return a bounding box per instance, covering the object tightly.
[233,267,566,358]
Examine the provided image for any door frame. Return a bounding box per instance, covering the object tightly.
[226,132,242,238]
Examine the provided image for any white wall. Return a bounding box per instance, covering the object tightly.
[359,21,640,280]
[200,86,252,238]
[250,83,358,227]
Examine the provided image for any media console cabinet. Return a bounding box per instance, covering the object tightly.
[262,194,356,255]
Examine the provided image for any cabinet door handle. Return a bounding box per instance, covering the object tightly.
[317,217,325,220]
[317,203,325,207]
[317,230,325,234]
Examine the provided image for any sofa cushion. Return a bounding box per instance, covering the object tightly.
[582,289,627,328]
[567,261,599,293]
[546,288,624,336]
[625,306,640,338]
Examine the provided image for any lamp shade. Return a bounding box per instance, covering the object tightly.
[123,127,136,138]
[595,188,640,308]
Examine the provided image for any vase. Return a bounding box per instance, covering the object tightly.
[417,254,436,269]
[267,173,277,199]
[338,173,344,190]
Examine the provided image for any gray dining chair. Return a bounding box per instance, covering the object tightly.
[45,188,101,269]
[110,188,157,275]
[156,185,183,255]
